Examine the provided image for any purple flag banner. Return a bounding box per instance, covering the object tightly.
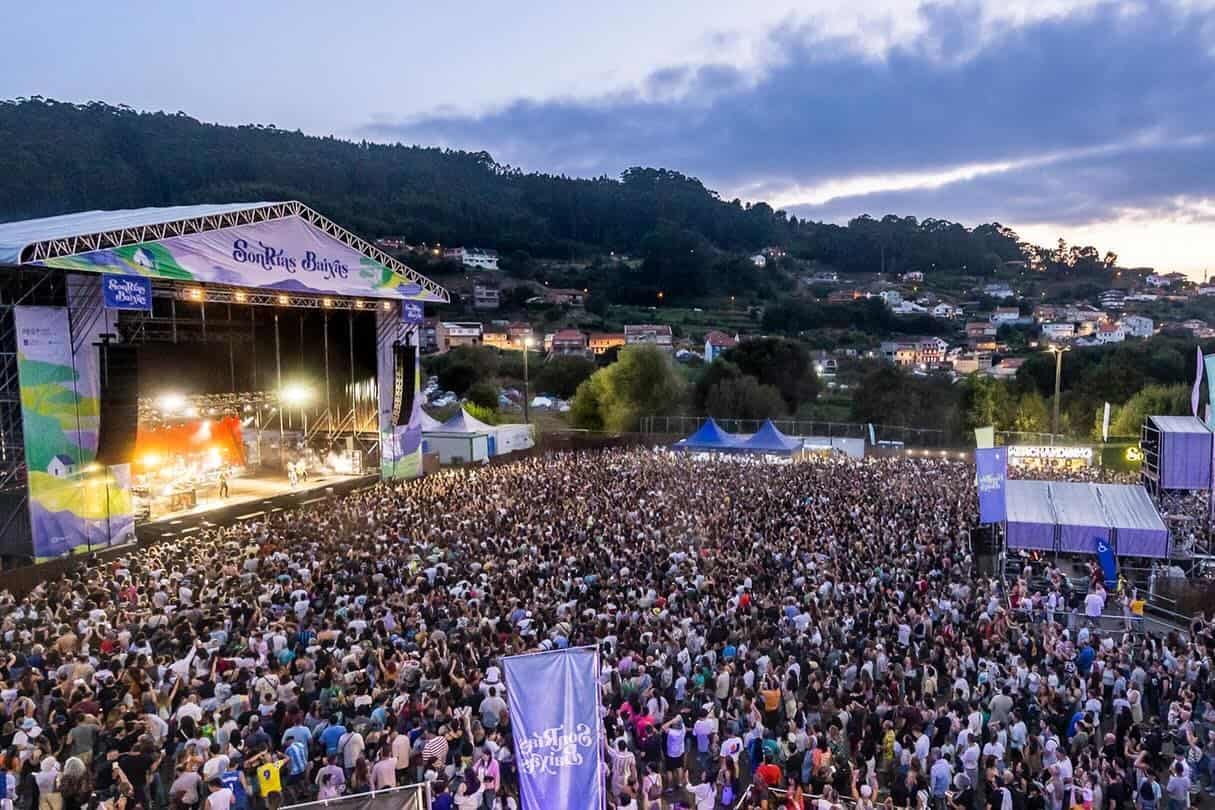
[503,647,604,810]
[975,446,1008,524]
[1193,345,1203,417]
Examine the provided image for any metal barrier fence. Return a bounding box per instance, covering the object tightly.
[283,782,431,810]
[639,415,948,447]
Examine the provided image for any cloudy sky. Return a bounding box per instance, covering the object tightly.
[5,0,1215,274]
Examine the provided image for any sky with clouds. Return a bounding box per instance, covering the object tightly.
[3,0,1214,274]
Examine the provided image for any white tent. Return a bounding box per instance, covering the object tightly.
[419,409,445,431]
[424,407,534,460]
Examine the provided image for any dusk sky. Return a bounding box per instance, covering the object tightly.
[4,0,1214,275]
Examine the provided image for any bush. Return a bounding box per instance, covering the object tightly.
[569,345,686,431]
[704,377,787,420]
[466,381,500,411]
[464,402,500,425]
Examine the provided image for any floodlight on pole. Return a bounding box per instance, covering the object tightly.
[1045,344,1071,443]
[522,337,536,424]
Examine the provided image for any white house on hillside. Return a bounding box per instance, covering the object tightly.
[750,253,767,268]
[1120,314,1154,338]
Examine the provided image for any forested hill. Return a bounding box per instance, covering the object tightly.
[0,98,1030,272]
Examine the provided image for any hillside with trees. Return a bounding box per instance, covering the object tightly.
[3,98,1039,288]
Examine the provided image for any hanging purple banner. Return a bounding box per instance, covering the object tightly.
[401,301,424,324]
[976,446,1008,523]
[503,647,604,810]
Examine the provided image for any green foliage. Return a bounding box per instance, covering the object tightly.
[849,363,961,436]
[1011,391,1050,433]
[703,376,787,420]
[534,355,596,399]
[463,402,500,426]
[438,363,480,397]
[1109,384,1190,437]
[569,346,685,431]
[762,298,953,339]
[961,375,1015,432]
[720,338,819,411]
[465,381,500,411]
[433,346,501,395]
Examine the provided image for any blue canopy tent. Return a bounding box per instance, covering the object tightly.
[736,420,803,455]
[674,418,740,451]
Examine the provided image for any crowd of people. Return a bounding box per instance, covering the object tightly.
[0,449,1210,810]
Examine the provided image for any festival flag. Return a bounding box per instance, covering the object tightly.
[975,446,1007,523]
[1193,345,1204,418]
[974,426,995,449]
[1101,402,1111,443]
[1094,536,1118,590]
[503,647,604,810]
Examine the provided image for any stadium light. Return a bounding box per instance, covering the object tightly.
[280,383,313,407]
[157,392,186,413]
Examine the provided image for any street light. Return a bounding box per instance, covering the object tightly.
[1046,345,1070,443]
[522,337,536,424]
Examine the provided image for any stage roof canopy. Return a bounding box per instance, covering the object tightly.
[0,200,448,302]
[1005,479,1168,558]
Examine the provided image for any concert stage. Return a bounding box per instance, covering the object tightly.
[138,471,378,540]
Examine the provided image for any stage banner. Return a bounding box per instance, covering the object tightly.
[1204,355,1215,427]
[975,446,1007,524]
[1102,403,1111,443]
[1193,345,1204,418]
[36,214,443,302]
[402,301,424,324]
[1094,536,1118,590]
[101,274,152,310]
[13,306,134,559]
[377,307,422,480]
[504,647,604,810]
[974,426,995,449]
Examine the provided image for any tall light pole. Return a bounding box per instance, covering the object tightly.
[1046,345,1070,443]
[522,337,535,424]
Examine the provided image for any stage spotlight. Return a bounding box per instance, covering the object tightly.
[142,453,162,469]
[234,291,248,303]
[323,298,333,307]
[157,393,186,413]
[280,383,313,407]
[188,288,203,301]
[277,294,290,305]
[382,301,392,311]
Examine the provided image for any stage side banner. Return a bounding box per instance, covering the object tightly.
[504,647,604,810]
[13,306,134,560]
[975,446,1007,524]
[377,307,422,480]
[101,274,152,310]
[35,214,443,302]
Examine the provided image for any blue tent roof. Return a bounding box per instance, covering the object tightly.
[674,418,739,450]
[737,420,802,453]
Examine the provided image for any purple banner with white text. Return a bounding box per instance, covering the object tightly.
[976,446,1008,524]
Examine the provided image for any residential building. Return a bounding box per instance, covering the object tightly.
[703,330,738,363]
[442,321,483,348]
[1120,314,1154,338]
[472,284,500,311]
[932,303,959,319]
[902,271,924,283]
[880,337,948,367]
[1182,318,1208,334]
[1197,286,1215,296]
[507,322,535,347]
[1145,273,1173,288]
[951,352,993,375]
[810,271,839,283]
[827,289,862,303]
[1099,289,1125,309]
[1040,322,1076,341]
[1033,304,1068,322]
[444,247,499,270]
[482,328,510,350]
[1094,322,1126,344]
[966,322,998,339]
[588,332,625,355]
[543,288,587,308]
[420,319,448,354]
[550,328,589,356]
[750,253,768,268]
[983,282,1015,299]
[762,246,786,258]
[986,357,1026,379]
[879,290,903,307]
[624,324,674,350]
[990,307,1021,325]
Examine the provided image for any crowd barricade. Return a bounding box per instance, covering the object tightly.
[282,782,432,810]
